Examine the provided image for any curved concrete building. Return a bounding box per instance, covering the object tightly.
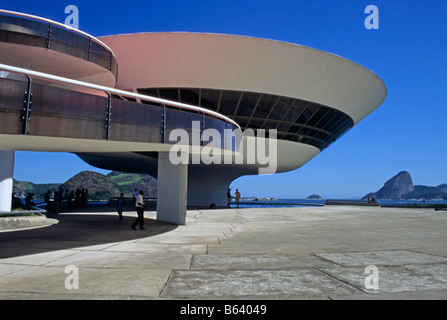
[103,32,385,126]
[83,32,386,207]
[0,11,387,224]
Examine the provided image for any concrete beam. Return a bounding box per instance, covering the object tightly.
[0,150,14,212]
[156,152,188,225]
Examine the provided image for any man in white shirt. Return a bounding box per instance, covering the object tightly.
[131,190,146,230]
[132,189,138,205]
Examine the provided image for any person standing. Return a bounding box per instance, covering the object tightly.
[235,189,241,208]
[227,188,232,208]
[131,190,145,230]
[83,189,89,207]
[132,188,139,206]
[44,190,52,210]
[117,193,125,221]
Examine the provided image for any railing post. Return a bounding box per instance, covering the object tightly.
[224,122,227,150]
[46,23,52,49]
[109,52,113,73]
[87,38,92,62]
[161,104,166,143]
[105,93,112,140]
[200,112,205,146]
[21,75,32,135]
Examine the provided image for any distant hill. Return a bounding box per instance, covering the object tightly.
[108,171,157,198]
[403,185,447,201]
[13,171,157,200]
[64,171,124,201]
[362,171,447,200]
[307,194,323,200]
[12,180,60,200]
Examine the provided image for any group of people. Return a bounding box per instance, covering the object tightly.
[367,196,378,204]
[227,187,241,208]
[116,189,146,230]
[44,187,89,210]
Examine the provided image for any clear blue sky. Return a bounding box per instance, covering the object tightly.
[3,0,447,198]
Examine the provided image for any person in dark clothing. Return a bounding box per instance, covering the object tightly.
[117,193,125,221]
[44,190,52,209]
[227,188,232,208]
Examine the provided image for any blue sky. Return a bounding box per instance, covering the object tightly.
[4,0,447,198]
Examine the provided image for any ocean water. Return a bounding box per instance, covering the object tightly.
[30,198,447,209]
[229,199,447,208]
[230,199,325,208]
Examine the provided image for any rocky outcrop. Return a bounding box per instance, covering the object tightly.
[363,171,414,200]
[363,171,447,200]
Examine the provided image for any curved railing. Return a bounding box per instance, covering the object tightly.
[0,9,118,79]
[0,63,240,150]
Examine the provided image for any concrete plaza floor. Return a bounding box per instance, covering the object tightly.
[1,205,447,300]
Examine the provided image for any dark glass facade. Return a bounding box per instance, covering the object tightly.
[0,76,238,150]
[138,88,354,151]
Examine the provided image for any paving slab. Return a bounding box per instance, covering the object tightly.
[43,250,193,270]
[0,249,80,266]
[160,269,361,299]
[319,263,447,294]
[0,265,170,298]
[315,250,447,267]
[191,254,333,270]
[102,242,207,255]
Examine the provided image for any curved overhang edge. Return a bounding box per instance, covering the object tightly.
[100,32,387,126]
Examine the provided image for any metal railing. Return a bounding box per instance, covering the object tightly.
[0,63,240,148]
[0,9,117,78]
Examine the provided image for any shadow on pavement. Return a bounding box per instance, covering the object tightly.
[0,212,177,260]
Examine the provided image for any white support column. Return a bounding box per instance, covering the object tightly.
[156,152,188,225]
[0,150,14,212]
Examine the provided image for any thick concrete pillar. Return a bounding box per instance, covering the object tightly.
[187,167,235,207]
[156,152,188,225]
[0,150,14,212]
[187,164,257,207]
[188,178,229,207]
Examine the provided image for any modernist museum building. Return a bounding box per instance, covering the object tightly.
[0,10,387,224]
